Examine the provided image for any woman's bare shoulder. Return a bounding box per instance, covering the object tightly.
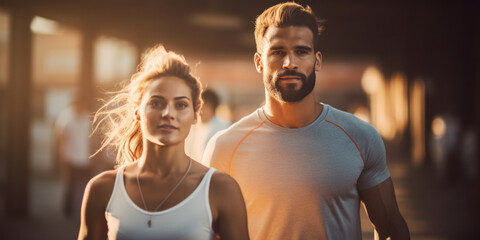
[91,169,118,185]
[85,169,119,200]
[210,171,242,195]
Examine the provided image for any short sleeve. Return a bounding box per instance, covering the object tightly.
[356,127,390,190]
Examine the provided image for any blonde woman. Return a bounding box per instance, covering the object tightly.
[78,45,249,240]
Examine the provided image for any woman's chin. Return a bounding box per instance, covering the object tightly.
[153,138,182,147]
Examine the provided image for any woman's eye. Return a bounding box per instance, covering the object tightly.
[176,102,188,109]
[150,101,164,108]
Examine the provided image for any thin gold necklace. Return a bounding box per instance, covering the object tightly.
[136,158,192,227]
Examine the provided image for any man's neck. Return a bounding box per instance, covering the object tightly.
[263,93,323,128]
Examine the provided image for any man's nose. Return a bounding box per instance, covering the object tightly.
[282,53,298,70]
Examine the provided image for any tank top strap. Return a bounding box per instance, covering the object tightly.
[201,168,216,215]
[204,168,216,181]
[106,165,126,212]
[202,168,216,192]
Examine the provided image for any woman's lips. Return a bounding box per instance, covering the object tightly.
[157,124,178,130]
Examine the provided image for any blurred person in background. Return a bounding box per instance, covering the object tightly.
[429,110,462,183]
[186,88,230,161]
[203,2,409,239]
[460,125,478,182]
[55,93,92,222]
[78,44,248,240]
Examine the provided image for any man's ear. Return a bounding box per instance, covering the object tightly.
[315,51,322,72]
[254,52,263,73]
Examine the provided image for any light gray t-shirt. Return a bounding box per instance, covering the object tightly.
[203,104,390,240]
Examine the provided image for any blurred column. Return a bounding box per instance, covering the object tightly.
[80,30,94,111]
[5,7,33,218]
[475,11,480,193]
[410,79,425,167]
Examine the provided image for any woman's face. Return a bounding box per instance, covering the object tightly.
[136,76,197,147]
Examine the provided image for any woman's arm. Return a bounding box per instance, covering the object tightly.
[210,172,249,240]
[78,171,115,240]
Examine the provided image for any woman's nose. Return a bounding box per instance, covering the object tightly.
[161,104,174,119]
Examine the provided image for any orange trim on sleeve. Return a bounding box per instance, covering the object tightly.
[228,121,265,175]
[324,118,366,165]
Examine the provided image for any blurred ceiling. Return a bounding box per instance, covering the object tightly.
[1,0,474,57]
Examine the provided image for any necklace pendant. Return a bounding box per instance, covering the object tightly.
[148,219,151,228]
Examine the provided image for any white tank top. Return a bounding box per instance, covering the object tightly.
[105,166,216,240]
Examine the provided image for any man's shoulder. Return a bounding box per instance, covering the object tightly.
[324,105,379,137]
[203,109,263,169]
[205,109,264,153]
[215,110,262,139]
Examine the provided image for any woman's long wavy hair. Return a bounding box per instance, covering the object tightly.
[92,45,203,167]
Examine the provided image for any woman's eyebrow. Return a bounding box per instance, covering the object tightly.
[149,95,191,101]
[174,96,191,101]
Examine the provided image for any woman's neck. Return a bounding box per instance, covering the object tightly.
[137,141,189,177]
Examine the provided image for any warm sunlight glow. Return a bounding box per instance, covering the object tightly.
[30,16,59,34]
[410,79,425,166]
[362,66,394,140]
[361,66,382,94]
[390,73,409,136]
[94,36,138,85]
[362,68,409,141]
[432,116,446,139]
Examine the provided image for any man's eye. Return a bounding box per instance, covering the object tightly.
[272,51,285,55]
[296,50,308,55]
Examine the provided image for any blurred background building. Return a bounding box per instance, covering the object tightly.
[0,0,479,239]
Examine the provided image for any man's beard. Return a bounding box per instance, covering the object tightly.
[265,69,316,102]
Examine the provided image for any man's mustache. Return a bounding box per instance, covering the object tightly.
[277,70,306,79]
